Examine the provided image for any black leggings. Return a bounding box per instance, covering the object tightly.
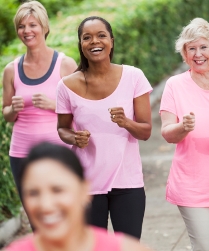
[10,156,26,199]
[90,187,146,239]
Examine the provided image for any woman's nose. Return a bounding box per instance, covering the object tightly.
[91,36,100,44]
[195,48,202,57]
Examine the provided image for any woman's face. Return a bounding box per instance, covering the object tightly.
[185,37,209,73]
[22,158,89,241]
[17,15,45,47]
[80,19,113,63]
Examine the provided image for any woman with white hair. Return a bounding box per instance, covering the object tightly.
[160,18,209,251]
[2,1,77,197]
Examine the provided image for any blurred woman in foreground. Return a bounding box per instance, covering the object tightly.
[4,142,152,251]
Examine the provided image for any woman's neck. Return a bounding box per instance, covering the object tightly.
[87,59,113,77]
[191,70,209,89]
[35,225,94,251]
[25,44,53,63]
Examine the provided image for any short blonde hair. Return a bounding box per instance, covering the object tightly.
[175,18,209,60]
[13,1,50,39]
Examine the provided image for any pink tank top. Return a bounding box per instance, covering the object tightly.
[5,227,123,251]
[10,52,67,158]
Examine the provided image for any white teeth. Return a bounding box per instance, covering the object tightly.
[25,36,34,40]
[195,60,205,64]
[91,48,103,52]
[42,214,62,224]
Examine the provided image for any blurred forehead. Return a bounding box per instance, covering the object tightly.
[22,158,80,188]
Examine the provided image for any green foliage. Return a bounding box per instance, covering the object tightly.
[18,0,83,16]
[0,97,20,223]
[0,0,18,53]
[1,0,209,221]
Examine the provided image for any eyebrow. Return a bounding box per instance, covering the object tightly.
[82,31,107,36]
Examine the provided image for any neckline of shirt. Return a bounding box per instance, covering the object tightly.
[61,65,126,102]
[186,69,209,93]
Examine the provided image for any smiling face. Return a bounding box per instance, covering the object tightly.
[22,158,90,241]
[17,14,45,47]
[185,37,209,73]
[80,19,113,63]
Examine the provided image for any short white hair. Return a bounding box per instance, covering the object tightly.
[175,18,209,60]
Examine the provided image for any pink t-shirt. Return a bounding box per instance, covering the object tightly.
[160,70,209,207]
[5,227,123,251]
[10,52,68,158]
[56,65,152,194]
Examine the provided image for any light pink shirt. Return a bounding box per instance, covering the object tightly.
[5,227,123,251]
[56,65,152,194]
[160,70,209,207]
[10,52,67,157]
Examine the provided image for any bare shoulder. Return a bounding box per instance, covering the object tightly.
[60,54,77,77]
[62,71,86,95]
[121,235,153,251]
[3,61,15,85]
[3,61,14,76]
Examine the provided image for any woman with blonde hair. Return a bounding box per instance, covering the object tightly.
[3,142,153,251]
[2,1,77,196]
[160,18,209,251]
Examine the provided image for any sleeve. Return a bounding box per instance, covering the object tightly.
[56,80,72,114]
[133,67,153,98]
[159,78,177,116]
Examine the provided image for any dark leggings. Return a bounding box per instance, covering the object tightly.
[10,156,26,199]
[90,187,146,239]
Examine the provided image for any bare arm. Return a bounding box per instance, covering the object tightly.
[2,62,24,122]
[57,114,90,148]
[109,92,152,140]
[161,111,195,144]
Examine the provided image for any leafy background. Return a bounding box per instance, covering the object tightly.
[1,0,209,222]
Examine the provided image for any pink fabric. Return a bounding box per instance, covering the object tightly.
[5,227,123,251]
[56,65,152,194]
[160,70,209,207]
[10,52,67,157]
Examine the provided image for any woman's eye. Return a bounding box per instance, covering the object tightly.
[52,187,63,193]
[18,25,24,29]
[201,46,207,49]
[83,36,90,40]
[99,34,106,38]
[25,190,39,197]
[189,47,195,51]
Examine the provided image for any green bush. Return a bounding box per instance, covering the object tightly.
[0,0,18,53]
[1,0,209,221]
[112,0,209,84]
[0,97,20,223]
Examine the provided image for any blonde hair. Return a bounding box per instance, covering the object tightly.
[175,18,209,60]
[13,1,50,39]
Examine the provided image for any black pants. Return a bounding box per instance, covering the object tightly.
[10,156,34,231]
[90,187,146,239]
[10,156,26,199]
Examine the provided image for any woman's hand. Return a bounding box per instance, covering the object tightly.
[161,111,195,144]
[32,93,55,111]
[109,107,128,128]
[11,96,24,112]
[182,112,195,132]
[74,130,91,149]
